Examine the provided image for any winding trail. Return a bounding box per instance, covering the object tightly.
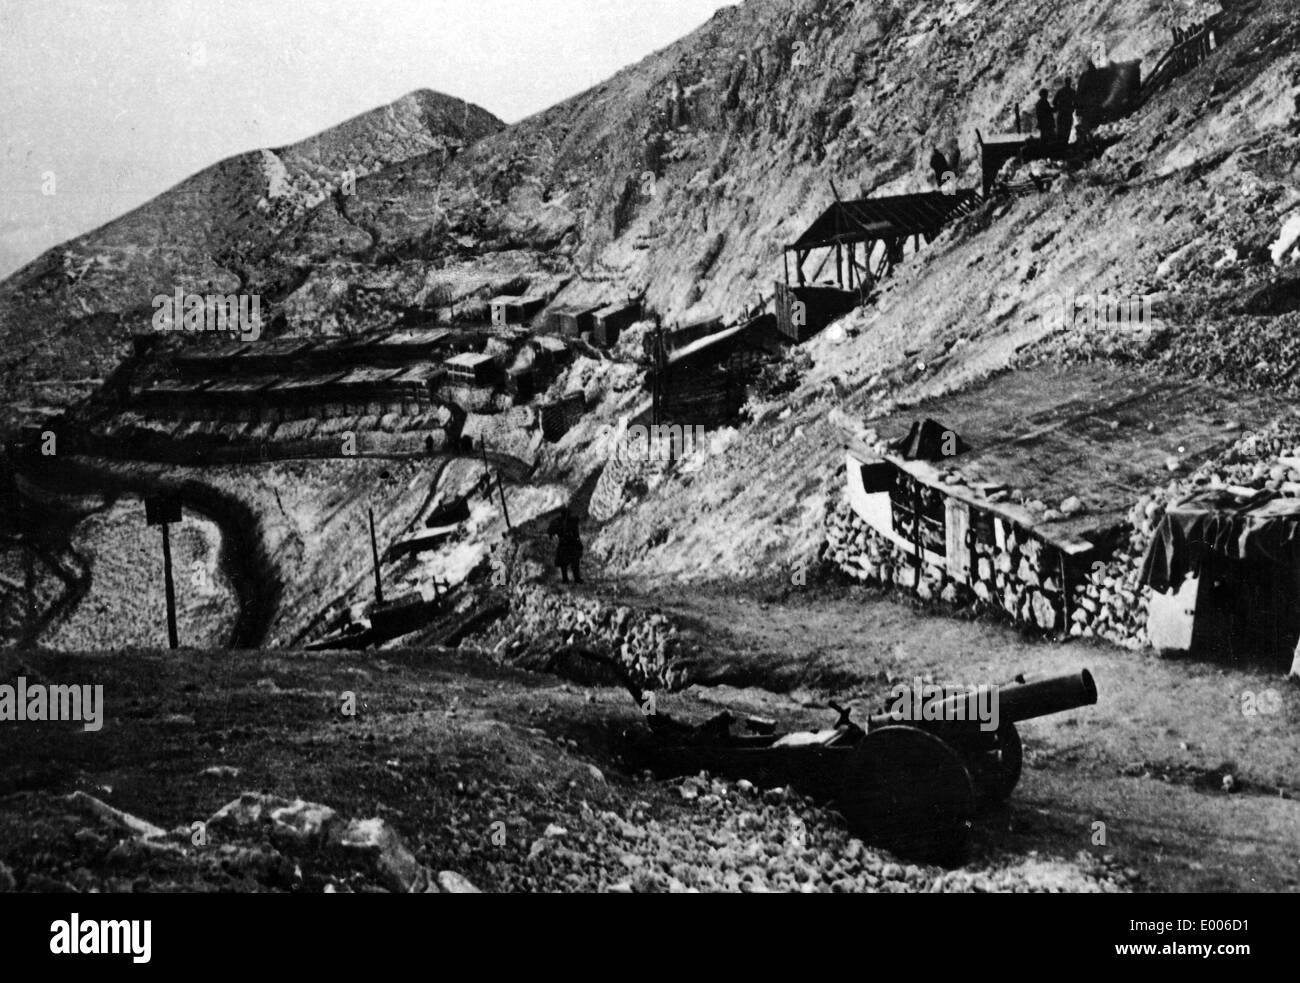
[11,459,278,650]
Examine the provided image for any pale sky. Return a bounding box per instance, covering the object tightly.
[0,0,738,279]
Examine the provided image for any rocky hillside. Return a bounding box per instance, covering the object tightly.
[6,0,1300,583]
[586,0,1300,582]
[0,90,502,437]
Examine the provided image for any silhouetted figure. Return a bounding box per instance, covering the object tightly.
[548,506,583,584]
[1034,89,1055,142]
[1054,79,1076,144]
[929,148,949,188]
[425,434,435,455]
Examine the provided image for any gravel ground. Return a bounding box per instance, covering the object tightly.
[494,773,1132,893]
[0,646,1131,893]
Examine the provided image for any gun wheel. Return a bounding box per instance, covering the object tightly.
[983,721,1023,802]
[837,725,974,864]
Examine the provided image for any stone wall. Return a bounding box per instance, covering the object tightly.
[825,416,1300,653]
[823,489,1147,647]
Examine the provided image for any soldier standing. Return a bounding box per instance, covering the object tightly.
[1034,89,1055,142]
[1054,79,1076,143]
[548,506,584,585]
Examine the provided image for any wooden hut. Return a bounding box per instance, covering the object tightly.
[592,300,642,347]
[444,352,500,386]
[489,295,546,326]
[546,302,606,338]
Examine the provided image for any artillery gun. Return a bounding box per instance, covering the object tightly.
[625,669,1097,863]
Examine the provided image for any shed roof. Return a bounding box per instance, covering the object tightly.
[379,328,454,346]
[390,365,444,384]
[838,364,1297,550]
[143,378,211,394]
[241,339,313,357]
[788,191,981,251]
[334,367,401,386]
[551,301,606,317]
[270,371,346,391]
[176,342,250,361]
[596,301,640,318]
[664,320,757,368]
[490,294,545,307]
[445,352,495,367]
[205,375,278,393]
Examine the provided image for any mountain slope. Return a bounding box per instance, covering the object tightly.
[255,0,1252,326]
[6,0,1300,594]
[0,89,503,436]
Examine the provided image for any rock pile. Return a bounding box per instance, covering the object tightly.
[588,453,653,522]
[1068,548,1149,648]
[11,791,479,893]
[504,774,1133,893]
[486,585,696,690]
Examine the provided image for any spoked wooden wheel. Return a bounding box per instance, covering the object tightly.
[980,721,1023,802]
[837,725,975,864]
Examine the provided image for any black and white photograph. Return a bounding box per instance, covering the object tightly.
[0,0,1292,957]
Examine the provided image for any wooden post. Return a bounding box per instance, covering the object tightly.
[146,494,183,649]
[480,440,513,533]
[651,318,662,426]
[368,507,385,607]
[835,242,843,288]
[1058,549,1071,631]
[911,480,923,577]
[161,522,178,649]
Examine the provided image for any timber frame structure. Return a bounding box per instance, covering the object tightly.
[777,190,981,342]
[783,190,982,290]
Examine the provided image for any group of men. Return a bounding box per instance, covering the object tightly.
[1034,78,1076,145]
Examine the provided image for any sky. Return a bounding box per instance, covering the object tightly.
[0,0,738,280]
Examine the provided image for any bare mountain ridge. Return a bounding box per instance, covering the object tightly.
[260,0,1244,325]
[3,0,1299,457]
[0,88,501,435]
[7,88,501,307]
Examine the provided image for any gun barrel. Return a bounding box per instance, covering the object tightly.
[869,669,1097,734]
[996,669,1097,723]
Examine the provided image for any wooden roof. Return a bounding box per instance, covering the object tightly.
[837,364,1297,550]
[788,190,980,251]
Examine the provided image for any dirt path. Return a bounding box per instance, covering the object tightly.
[592,578,1300,892]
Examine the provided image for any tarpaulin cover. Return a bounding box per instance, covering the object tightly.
[1139,490,1300,593]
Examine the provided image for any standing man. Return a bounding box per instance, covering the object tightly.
[1054,78,1076,144]
[548,506,584,585]
[1034,88,1055,143]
